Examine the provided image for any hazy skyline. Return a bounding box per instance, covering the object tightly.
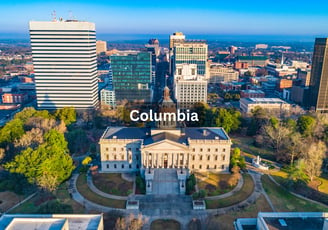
[1,0,328,36]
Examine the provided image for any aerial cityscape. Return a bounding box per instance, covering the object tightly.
[0,1,328,230]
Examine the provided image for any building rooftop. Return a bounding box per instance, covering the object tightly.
[237,56,268,61]
[0,214,103,230]
[242,90,265,94]
[101,127,230,145]
[243,98,287,104]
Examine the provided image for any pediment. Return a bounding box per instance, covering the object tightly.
[143,139,188,151]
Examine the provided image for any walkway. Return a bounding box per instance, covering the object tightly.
[86,174,128,200]
[206,175,244,200]
[152,169,179,195]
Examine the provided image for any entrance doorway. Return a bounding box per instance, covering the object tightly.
[164,154,168,168]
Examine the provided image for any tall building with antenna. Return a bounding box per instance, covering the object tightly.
[29,17,98,109]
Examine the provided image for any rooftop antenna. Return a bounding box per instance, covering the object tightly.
[51,10,57,22]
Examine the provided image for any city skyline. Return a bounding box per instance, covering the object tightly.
[1,0,328,37]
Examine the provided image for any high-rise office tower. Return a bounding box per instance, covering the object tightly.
[111,51,153,103]
[169,32,185,75]
[308,38,328,112]
[96,40,107,54]
[29,19,98,109]
[173,40,208,76]
[174,64,207,109]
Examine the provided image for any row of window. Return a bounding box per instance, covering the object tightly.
[106,154,138,161]
[105,147,139,152]
[105,147,226,153]
[191,164,225,170]
[191,155,226,161]
[106,164,139,169]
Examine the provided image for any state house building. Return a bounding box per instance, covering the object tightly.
[99,127,231,194]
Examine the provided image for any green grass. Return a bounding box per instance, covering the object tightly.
[205,174,254,209]
[206,194,272,230]
[76,173,126,209]
[150,219,181,230]
[261,175,327,212]
[8,199,38,214]
[92,173,133,196]
[196,172,237,196]
[318,174,328,194]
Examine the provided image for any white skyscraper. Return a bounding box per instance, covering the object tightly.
[29,19,98,109]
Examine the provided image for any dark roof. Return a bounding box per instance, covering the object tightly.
[237,56,268,61]
[101,127,229,145]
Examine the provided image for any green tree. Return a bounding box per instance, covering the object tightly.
[297,115,315,137]
[0,118,24,145]
[54,107,76,125]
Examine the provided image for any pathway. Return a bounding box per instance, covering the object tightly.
[152,169,179,195]
[206,175,244,200]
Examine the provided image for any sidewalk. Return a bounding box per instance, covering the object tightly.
[205,175,244,200]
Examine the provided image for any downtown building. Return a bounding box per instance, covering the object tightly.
[99,127,231,194]
[110,51,153,104]
[29,20,98,109]
[307,38,328,112]
[174,64,207,109]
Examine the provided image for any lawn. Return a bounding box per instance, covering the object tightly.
[196,172,238,196]
[77,173,126,209]
[231,135,276,161]
[318,173,328,194]
[150,219,181,230]
[206,194,272,230]
[205,174,254,209]
[261,175,327,212]
[0,191,24,213]
[92,173,133,196]
[9,182,85,214]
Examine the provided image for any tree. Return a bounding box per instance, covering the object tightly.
[302,141,326,181]
[5,129,75,191]
[297,115,315,137]
[65,128,89,154]
[14,128,44,151]
[54,107,76,125]
[214,108,241,133]
[247,106,268,135]
[288,159,308,182]
[285,132,304,165]
[230,148,246,170]
[262,120,292,159]
[82,156,92,165]
[0,118,24,145]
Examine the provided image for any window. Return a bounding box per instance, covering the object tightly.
[215,148,218,152]
[106,154,109,160]
[199,155,203,161]
[114,154,117,160]
[207,165,209,169]
[129,164,132,169]
[199,165,202,169]
[200,148,203,152]
[122,164,124,169]
[113,148,116,151]
[121,155,124,160]
[223,148,226,152]
[121,148,124,151]
[106,164,109,168]
[192,155,195,161]
[192,165,194,169]
[207,155,210,161]
[136,164,139,169]
[215,155,218,161]
[114,164,117,169]
[105,147,109,151]
[207,148,211,152]
[214,165,217,169]
[221,165,225,169]
[128,148,131,151]
[136,155,139,160]
[136,148,140,151]
[222,155,226,161]
[192,148,195,152]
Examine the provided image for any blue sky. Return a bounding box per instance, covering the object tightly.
[0,0,328,36]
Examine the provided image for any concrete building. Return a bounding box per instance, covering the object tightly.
[169,32,185,50]
[255,44,268,49]
[240,90,265,98]
[2,93,28,104]
[99,127,231,194]
[174,64,207,108]
[96,40,107,54]
[308,38,328,112]
[235,212,328,230]
[111,51,153,103]
[100,86,116,107]
[236,56,269,67]
[0,214,104,230]
[209,64,239,83]
[240,98,291,113]
[297,68,311,86]
[291,85,308,105]
[173,40,208,76]
[277,79,293,91]
[29,20,98,109]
